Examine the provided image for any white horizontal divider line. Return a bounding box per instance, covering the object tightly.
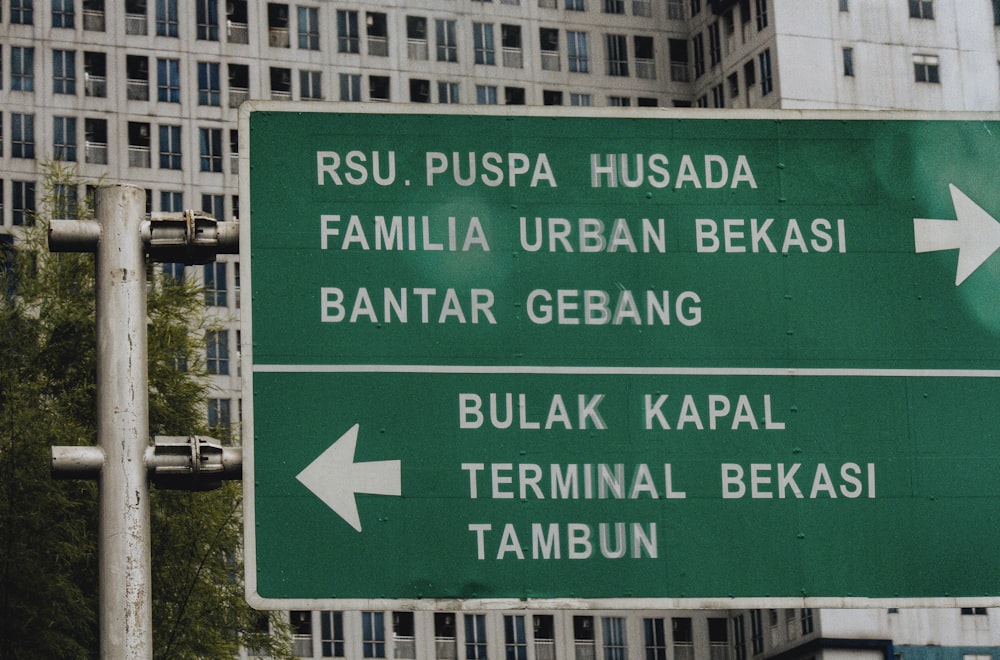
[253,364,1000,378]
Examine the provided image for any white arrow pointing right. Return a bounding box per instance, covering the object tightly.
[296,424,402,532]
[914,184,1000,285]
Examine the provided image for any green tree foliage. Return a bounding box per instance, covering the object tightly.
[0,164,291,659]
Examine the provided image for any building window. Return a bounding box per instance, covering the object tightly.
[606,34,629,76]
[711,83,724,107]
[602,617,626,660]
[409,78,430,103]
[159,125,181,169]
[84,51,106,97]
[727,71,739,97]
[602,0,624,12]
[567,31,589,73]
[840,0,849,11]
[635,35,655,79]
[843,47,854,76]
[574,616,596,660]
[12,114,35,159]
[392,612,415,660]
[543,89,563,105]
[708,618,728,656]
[759,48,773,94]
[12,47,34,91]
[505,86,526,104]
[750,610,764,654]
[321,611,345,657]
[206,329,229,374]
[157,58,180,102]
[532,616,555,660]
[474,23,496,65]
[362,612,386,659]
[52,0,75,27]
[435,614,457,660]
[201,193,223,220]
[208,398,231,437]
[708,22,721,66]
[690,0,700,15]
[733,615,747,660]
[196,0,218,40]
[692,32,704,78]
[53,50,77,95]
[162,263,185,286]
[53,116,77,162]
[12,181,36,226]
[570,92,591,105]
[85,117,108,164]
[12,0,35,24]
[300,70,322,100]
[438,81,459,103]
[367,12,389,56]
[914,54,939,82]
[155,0,178,36]
[267,3,290,47]
[226,0,248,42]
[643,619,666,660]
[407,16,428,60]
[126,55,149,100]
[204,262,227,306]
[909,0,933,19]
[540,28,560,71]
[197,62,220,106]
[160,190,182,212]
[53,182,78,220]
[124,0,146,34]
[504,616,527,660]
[298,6,319,49]
[800,608,814,634]
[501,24,523,68]
[436,19,458,62]
[994,0,1000,25]
[227,64,248,109]
[566,0,585,9]
[337,10,359,53]
[465,614,487,660]
[671,618,692,660]
[128,121,151,167]
[369,75,389,101]
[755,0,767,30]
[270,67,291,99]
[199,128,222,172]
[340,73,361,101]
[669,38,689,82]
[476,84,497,104]
[961,607,988,615]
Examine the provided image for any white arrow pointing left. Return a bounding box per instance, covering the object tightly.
[296,424,401,532]
[914,184,1000,285]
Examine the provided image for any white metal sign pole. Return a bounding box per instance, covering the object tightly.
[94,185,153,659]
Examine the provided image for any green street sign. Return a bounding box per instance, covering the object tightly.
[241,105,1000,609]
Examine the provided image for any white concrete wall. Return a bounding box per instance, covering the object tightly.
[773,0,1000,110]
[818,608,1000,647]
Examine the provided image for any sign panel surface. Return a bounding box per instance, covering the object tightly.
[242,106,1000,608]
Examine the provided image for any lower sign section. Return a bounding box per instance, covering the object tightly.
[248,369,1000,604]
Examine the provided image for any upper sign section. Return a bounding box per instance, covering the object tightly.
[245,106,1000,372]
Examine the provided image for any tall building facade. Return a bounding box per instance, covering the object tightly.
[4,1,1000,658]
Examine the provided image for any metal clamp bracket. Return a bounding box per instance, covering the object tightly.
[52,436,242,491]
